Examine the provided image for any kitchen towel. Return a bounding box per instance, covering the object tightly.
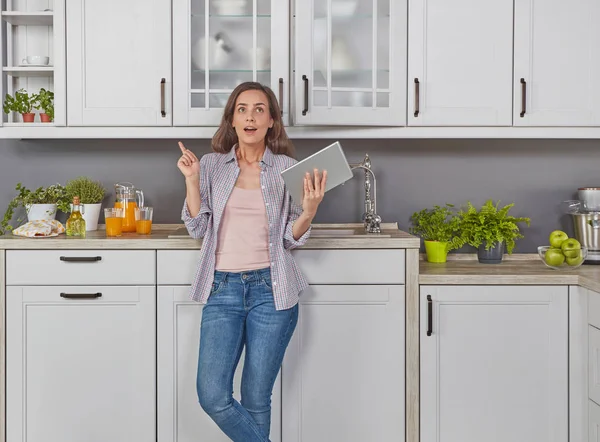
[12,220,65,237]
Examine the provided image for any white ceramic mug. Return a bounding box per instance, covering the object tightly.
[21,55,49,65]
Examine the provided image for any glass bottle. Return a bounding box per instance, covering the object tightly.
[66,196,86,237]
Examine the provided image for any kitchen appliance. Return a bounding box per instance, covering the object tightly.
[114,182,144,233]
[565,200,600,263]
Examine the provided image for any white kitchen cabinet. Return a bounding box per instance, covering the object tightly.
[6,285,156,442]
[407,0,513,126]
[157,286,282,442]
[66,0,171,126]
[173,0,290,126]
[1,0,66,126]
[590,399,600,442]
[282,284,405,442]
[293,0,407,126]
[420,285,568,442]
[514,0,600,126]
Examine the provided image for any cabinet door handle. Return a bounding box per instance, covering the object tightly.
[520,78,526,117]
[427,295,433,336]
[414,78,420,117]
[278,78,284,117]
[302,75,309,116]
[160,78,166,118]
[60,256,102,262]
[60,292,102,299]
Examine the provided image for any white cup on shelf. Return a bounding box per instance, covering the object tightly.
[21,55,50,66]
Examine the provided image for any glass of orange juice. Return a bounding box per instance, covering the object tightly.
[135,207,153,235]
[104,208,124,237]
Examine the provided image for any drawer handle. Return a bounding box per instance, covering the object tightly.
[160,77,166,118]
[302,75,309,116]
[520,78,526,117]
[60,292,102,299]
[60,256,102,262]
[278,77,284,117]
[414,78,420,117]
[427,294,433,336]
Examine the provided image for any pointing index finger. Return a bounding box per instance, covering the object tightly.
[178,141,187,153]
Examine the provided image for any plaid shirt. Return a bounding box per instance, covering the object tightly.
[181,146,311,310]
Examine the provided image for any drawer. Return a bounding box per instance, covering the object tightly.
[6,250,156,285]
[292,249,405,284]
[158,250,201,285]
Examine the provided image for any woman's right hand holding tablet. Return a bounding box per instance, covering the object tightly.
[177,141,200,179]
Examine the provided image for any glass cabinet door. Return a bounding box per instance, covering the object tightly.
[294,0,406,126]
[173,0,289,126]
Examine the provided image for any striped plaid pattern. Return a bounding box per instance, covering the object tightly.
[181,146,311,311]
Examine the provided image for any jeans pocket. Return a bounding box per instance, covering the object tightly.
[261,274,273,289]
[211,277,225,295]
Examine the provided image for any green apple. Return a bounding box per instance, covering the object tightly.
[549,230,569,248]
[566,254,584,266]
[545,248,565,267]
[561,237,581,258]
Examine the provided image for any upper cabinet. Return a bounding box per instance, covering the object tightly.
[293,0,407,126]
[66,0,172,126]
[514,0,600,126]
[1,0,66,126]
[407,0,513,126]
[173,0,290,126]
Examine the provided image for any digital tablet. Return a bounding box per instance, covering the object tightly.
[281,141,354,206]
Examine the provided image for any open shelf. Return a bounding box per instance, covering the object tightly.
[3,122,54,127]
[1,11,53,26]
[3,66,54,77]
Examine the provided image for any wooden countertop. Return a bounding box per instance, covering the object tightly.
[0,223,420,250]
[420,257,600,293]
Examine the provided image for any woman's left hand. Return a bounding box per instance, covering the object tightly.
[302,169,328,217]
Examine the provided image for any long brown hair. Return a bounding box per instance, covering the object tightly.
[211,82,295,158]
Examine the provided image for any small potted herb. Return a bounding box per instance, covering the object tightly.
[1,183,71,235]
[458,200,531,264]
[34,88,54,122]
[3,89,35,122]
[65,176,106,231]
[410,204,465,263]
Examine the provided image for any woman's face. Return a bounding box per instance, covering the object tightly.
[232,89,274,147]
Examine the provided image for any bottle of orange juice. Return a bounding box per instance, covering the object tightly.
[114,182,144,233]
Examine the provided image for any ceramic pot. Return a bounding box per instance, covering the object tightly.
[82,203,102,231]
[424,240,449,263]
[26,204,57,221]
[477,241,504,264]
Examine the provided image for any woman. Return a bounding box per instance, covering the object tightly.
[177,82,327,442]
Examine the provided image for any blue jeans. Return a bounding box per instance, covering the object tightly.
[197,268,299,442]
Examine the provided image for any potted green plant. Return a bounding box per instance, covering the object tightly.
[458,200,531,264]
[1,183,71,235]
[410,204,465,263]
[3,88,35,122]
[33,88,54,122]
[65,176,106,231]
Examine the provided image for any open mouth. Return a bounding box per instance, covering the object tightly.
[244,126,257,134]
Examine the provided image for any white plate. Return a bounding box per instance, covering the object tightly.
[18,64,52,67]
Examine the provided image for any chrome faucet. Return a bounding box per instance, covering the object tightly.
[349,154,382,233]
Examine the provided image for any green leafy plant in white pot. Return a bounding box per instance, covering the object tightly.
[0,183,71,235]
[65,176,106,231]
[409,204,465,263]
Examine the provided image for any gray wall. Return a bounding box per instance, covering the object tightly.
[0,137,598,252]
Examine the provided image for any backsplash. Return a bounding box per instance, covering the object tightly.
[1,137,598,252]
